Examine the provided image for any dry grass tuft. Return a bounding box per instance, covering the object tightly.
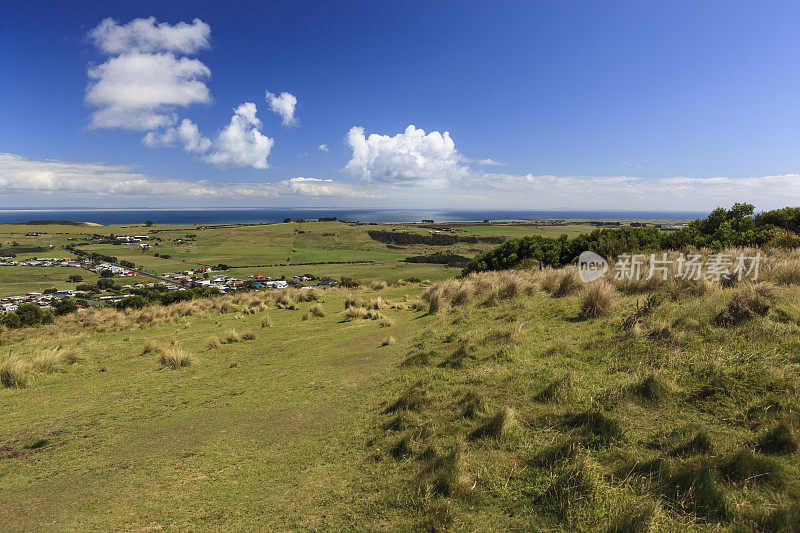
[370,280,388,290]
[381,336,397,347]
[206,336,222,350]
[158,346,193,369]
[469,406,515,440]
[0,356,28,388]
[261,315,273,328]
[580,281,614,318]
[309,303,326,317]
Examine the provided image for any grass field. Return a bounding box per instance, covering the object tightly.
[2,262,800,530]
[0,219,615,290]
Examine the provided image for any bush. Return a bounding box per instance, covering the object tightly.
[117,295,146,310]
[53,298,78,316]
[0,312,22,329]
[340,277,360,289]
[16,303,45,327]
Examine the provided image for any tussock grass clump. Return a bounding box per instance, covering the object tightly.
[537,457,600,516]
[381,336,396,347]
[534,373,574,404]
[389,434,412,459]
[343,306,382,321]
[142,341,159,355]
[158,347,193,369]
[241,331,256,340]
[367,297,385,310]
[370,280,388,291]
[383,388,427,414]
[532,437,580,467]
[621,459,727,518]
[437,345,476,368]
[344,296,359,309]
[0,356,28,388]
[670,431,713,456]
[469,406,515,440]
[31,348,67,373]
[296,289,322,303]
[400,351,431,367]
[716,448,783,485]
[564,410,623,447]
[378,317,395,328]
[628,374,672,405]
[224,329,243,343]
[382,411,420,432]
[206,336,222,350]
[552,270,582,298]
[764,259,800,285]
[260,316,272,328]
[714,284,774,326]
[308,303,326,317]
[606,501,658,533]
[459,391,486,418]
[418,447,462,498]
[756,422,798,455]
[580,281,614,318]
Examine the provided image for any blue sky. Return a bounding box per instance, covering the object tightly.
[3,0,800,209]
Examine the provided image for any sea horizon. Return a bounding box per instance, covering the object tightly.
[0,208,708,226]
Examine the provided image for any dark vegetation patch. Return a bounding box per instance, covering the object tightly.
[367,229,503,246]
[402,252,471,268]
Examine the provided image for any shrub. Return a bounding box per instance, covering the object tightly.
[117,295,146,310]
[53,298,78,316]
[580,281,614,318]
[16,303,45,327]
[340,277,360,288]
[1,312,22,329]
[158,347,193,369]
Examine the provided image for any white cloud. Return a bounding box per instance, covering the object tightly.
[477,158,503,166]
[85,18,212,131]
[89,17,210,54]
[142,118,211,153]
[265,91,298,126]
[345,125,468,186]
[204,103,274,169]
[318,144,329,152]
[0,153,370,200]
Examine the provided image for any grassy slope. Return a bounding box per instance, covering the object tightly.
[360,274,800,531]
[0,287,427,531]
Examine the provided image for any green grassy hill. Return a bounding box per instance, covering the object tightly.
[2,259,799,530]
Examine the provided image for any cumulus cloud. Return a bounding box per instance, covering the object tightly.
[142,118,211,153]
[85,18,212,130]
[89,17,210,54]
[477,158,503,166]
[265,91,298,126]
[204,103,274,169]
[345,125,469,186]
[0,153,370,200]
[318,144,329,152]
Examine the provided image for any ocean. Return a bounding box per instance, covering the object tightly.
[0,209,707,226]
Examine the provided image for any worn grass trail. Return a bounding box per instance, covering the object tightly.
[0,289,424,531]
